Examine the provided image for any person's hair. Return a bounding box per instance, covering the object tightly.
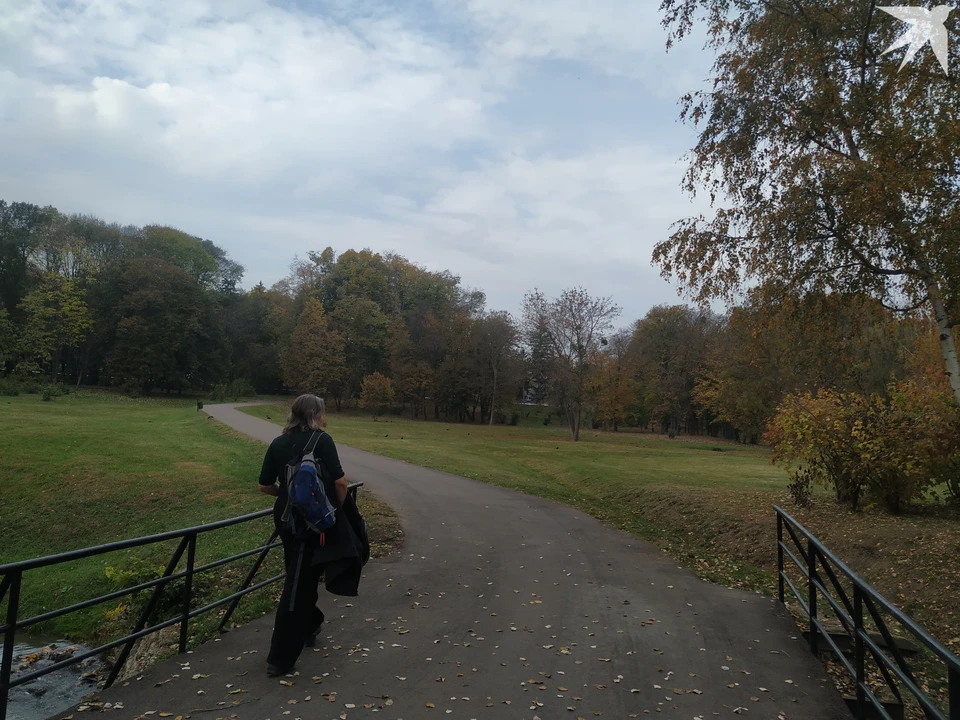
[283,394,326,434]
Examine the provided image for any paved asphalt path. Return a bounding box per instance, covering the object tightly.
[65,404,850,720]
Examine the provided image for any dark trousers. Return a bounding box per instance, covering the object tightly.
[267,528,325,670]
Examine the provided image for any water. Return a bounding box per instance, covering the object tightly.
[2,637,103,720]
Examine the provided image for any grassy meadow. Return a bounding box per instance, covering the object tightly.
[0,392,400,650]
[244,402,960,657]
[1,391,956,708]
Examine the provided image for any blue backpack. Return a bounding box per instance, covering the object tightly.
[280,431,337,541]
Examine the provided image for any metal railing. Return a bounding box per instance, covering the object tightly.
[0,484,362,720]
[775,506,960,720]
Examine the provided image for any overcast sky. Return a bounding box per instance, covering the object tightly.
[0,0,717,324]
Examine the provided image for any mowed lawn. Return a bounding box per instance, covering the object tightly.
[242,403,788,583]
[0,393,400,646]
[241,402,785,492]
[242,403,960,657]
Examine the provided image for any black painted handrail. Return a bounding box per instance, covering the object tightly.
[0,483,363,720]
[775,505,959,720]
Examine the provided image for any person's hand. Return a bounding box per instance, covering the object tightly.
[335,476,348,505]
[258,482,280,497]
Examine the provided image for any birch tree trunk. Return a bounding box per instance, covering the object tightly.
[926,278,960,406]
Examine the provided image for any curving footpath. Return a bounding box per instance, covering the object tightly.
[58,403,850,720]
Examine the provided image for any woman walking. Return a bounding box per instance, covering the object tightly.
[257,394,349,676]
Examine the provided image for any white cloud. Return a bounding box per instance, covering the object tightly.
[4,1,505,181]
[198,142,710,319]
[445,0,712,95]
[0,0,717,321]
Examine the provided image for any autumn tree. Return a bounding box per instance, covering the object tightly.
[135,226,219,286]
[280,299,346,399]
[656,0,960,404]
[522,288,621,441]
[387,318,436,418]
[433,313,476,422]
[358,372,395,420]
[319,249,393,315]
[406,361,435,420]
[695,285,920,442]
[631,305,721,435]
[0,200,51,319]
[66,214,129,275]
[29,209,84,277]
[587,330,638,431]
[0,309,15,373]
[101,259,226,395]
[386,316,416,411]
[223,282,290,392]
[330,296,389,403]
[474,311,519,424]
[767,376,960,514]
[16,273,92,381]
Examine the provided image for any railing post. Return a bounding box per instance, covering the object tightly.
[105,537,189,688]
[218,529,280,632]
[179,533,197,654]
[854,586,866,720]
[807,538,818,654]
[0,571,22,720]
[776,512,785,603]
[949,664,959,720]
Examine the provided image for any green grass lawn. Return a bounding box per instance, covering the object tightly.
[241,402,788,587]
[0,393,400,650]
[4,393,956,711]
[242,404,960,653]
[241,402,785,490]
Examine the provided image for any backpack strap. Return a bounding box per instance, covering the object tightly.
[302,430,324,456]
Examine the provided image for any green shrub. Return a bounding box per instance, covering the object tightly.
[208,379,258,402]
[20,379,41,395]
[105,557,165,591]
[787,467,814,508]
[930,451,960,504]
[122,381,142,398]
[41,383,65,401]
[768,381,960,514]
[105,554,215,626]
[0,378,20,396]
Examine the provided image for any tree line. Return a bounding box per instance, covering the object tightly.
[2,196,957,512]
[7,0,960,520]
